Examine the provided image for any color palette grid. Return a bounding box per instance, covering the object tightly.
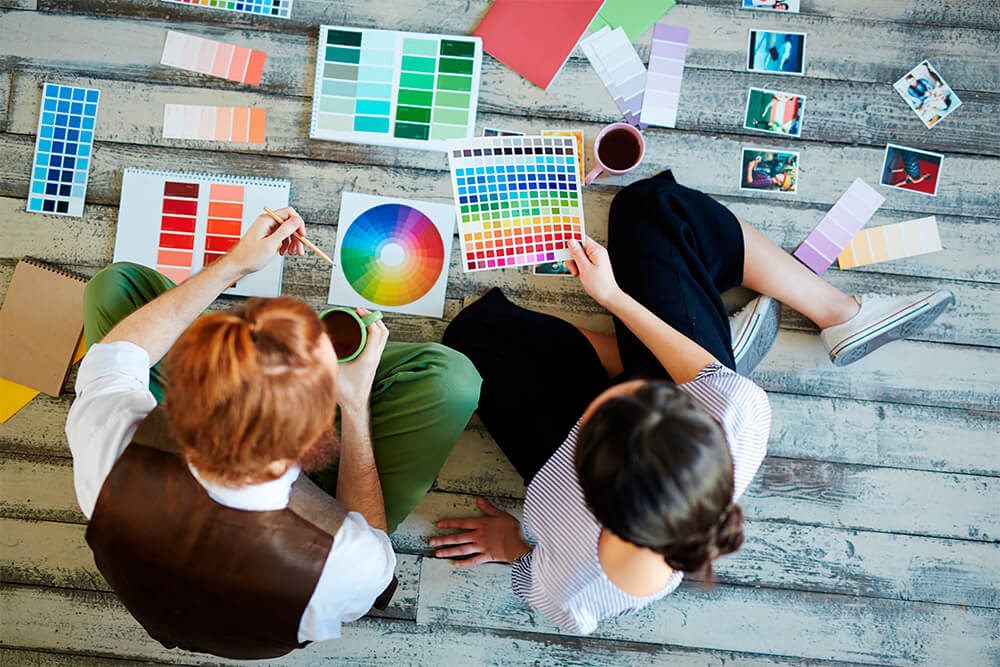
[580,26,646,126]
[541,129,585,182]
[203,184,245,267]
[640,24,689,128]
[27,83,99,217]
[794,178,885,275]
[838,216,942,269]
[163,104,266,143]
[161,30,266,86]
[447,135,586,272]
[114,169,288,297]
[310,26,483,151]
[157,181,200,284]
[161,0,292,19]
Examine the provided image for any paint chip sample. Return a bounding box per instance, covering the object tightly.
[640,24,689,128]
[161,0,293,20]
[838,216,942,269]
[162,104,266,143]
[580,26,646,126]
[161,30,267,86]
[794,178,885,275]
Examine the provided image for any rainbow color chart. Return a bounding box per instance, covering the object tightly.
[113,169,289,297]
[310,26,482,151]
[329,193,455,317]
[447,135,586,272]
[161,0,292,20]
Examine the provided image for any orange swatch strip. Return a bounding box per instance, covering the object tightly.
[163,104,266,143]
[161,30,266,86]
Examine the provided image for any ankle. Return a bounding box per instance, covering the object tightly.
[820,296,860,330]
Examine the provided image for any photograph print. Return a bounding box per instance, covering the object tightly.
[880,144,944,196]
[744,88,805,137]
[742,0,800,13]
[892,60,963,129]
[740,147,799,194]
[747,30,806,75]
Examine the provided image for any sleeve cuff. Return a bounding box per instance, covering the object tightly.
[76,341,151,392]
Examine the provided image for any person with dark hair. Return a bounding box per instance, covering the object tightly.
[431,171,954,633]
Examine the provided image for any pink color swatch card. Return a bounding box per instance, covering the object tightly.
[580,26,647,126]
[160,30,266,86]
[640,24,689,127]
[162,104,266,143]
[794,178,885,275]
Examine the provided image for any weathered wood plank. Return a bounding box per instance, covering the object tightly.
[4,14,998,155]
[0,584,854,666]
[1,648,154,667]
[4,71,999,217]
[0,71,10,133]
[416,558,1000,666]
[0,517,421,621]
[28,2,1000,93]
[0,1,37,10]
[393,491,1000,609]
[6,443,997,544]
[695,0,1000,30]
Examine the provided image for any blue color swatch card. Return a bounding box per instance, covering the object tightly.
[27,83,100,217]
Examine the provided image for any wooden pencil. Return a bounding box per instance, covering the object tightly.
[263,206,334,264]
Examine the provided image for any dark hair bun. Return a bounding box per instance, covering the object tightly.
[660,504,744,575]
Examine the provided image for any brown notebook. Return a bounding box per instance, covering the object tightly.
[0,258,87,396]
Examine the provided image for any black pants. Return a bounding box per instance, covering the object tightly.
[443,171,745,483]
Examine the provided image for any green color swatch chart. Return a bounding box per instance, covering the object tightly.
[310,26,483,151]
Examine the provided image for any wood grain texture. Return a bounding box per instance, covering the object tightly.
[392,492,1000,609]
[0,584,862,667]
[416,559,1000,666]
[3,14,998,155]
[696,0,1000,30]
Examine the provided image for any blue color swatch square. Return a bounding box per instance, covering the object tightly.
[27,82,100,217]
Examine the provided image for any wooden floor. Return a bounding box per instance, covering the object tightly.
[2,1,999,665]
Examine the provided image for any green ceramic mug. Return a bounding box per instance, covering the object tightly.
[319,307,384,362]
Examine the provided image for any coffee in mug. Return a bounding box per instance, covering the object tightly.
[597,128,643,171]
[319,308,383,362]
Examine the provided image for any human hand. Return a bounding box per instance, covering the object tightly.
[335,307,389,416]
[429,498,532,566]
[225,207,306,276]
[565,236,622,307]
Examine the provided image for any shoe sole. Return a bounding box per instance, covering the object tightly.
[734,297,782,375]
[829,291,955,366]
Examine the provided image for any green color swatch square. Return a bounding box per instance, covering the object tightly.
[397,105,432,123]
[400,72,435,90]
[435,91,470,109]
[437,74,472,92]
[438,57,474,75]
[398,89,434,107]
[394,121,430,140]
[326,46,361,65]
[401,55,437,73]
[440,39,475,57]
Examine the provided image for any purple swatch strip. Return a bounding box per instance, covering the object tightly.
[793,178,885,275]
[640,24,690,128]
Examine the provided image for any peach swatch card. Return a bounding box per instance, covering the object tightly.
[160,30,266,86]
[162,104,266,143]
[838,216,942,269]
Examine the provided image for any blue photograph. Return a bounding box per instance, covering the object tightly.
[746,30,806,75]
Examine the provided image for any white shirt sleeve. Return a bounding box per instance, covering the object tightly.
[298,511,396,642]
[65,341,157,519]
[511,547,593,634]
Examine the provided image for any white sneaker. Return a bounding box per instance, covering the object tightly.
[820,290,955,366]
[730,295,781,375]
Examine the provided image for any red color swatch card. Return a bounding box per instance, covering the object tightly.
[474,0,607,90]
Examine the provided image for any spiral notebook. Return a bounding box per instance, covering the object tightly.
[0,258,87,399]
[112,168,290,297]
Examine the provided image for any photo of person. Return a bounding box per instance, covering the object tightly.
[534,261,573,275]
[880,144,944,196]
[744,88,806,137]
[892,60,963,129]
[740,148,799,193]
[746,30,806,75]
[742,0,800,12]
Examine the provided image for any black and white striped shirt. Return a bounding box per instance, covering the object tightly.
[510,364,771,634]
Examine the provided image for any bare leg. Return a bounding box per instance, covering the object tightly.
[575,326,624,379]
[739,217,859,329]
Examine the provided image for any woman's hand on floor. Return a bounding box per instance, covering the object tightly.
[566,236,623,307]
[430,497,532,566]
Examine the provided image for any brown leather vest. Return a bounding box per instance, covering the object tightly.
[85,407,396,660]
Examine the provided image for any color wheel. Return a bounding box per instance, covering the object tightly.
[339,204,445,306]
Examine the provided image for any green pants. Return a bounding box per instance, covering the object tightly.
[83,262,482,533]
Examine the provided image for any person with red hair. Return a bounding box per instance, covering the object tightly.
[65,208,480,659]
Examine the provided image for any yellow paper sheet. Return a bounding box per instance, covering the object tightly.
[0,334,86,423]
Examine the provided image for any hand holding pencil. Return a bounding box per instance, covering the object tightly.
[263,206,333,264]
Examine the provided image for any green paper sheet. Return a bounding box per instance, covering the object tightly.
[588,0,677,42]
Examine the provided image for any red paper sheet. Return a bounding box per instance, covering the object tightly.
[474,0,606,90]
